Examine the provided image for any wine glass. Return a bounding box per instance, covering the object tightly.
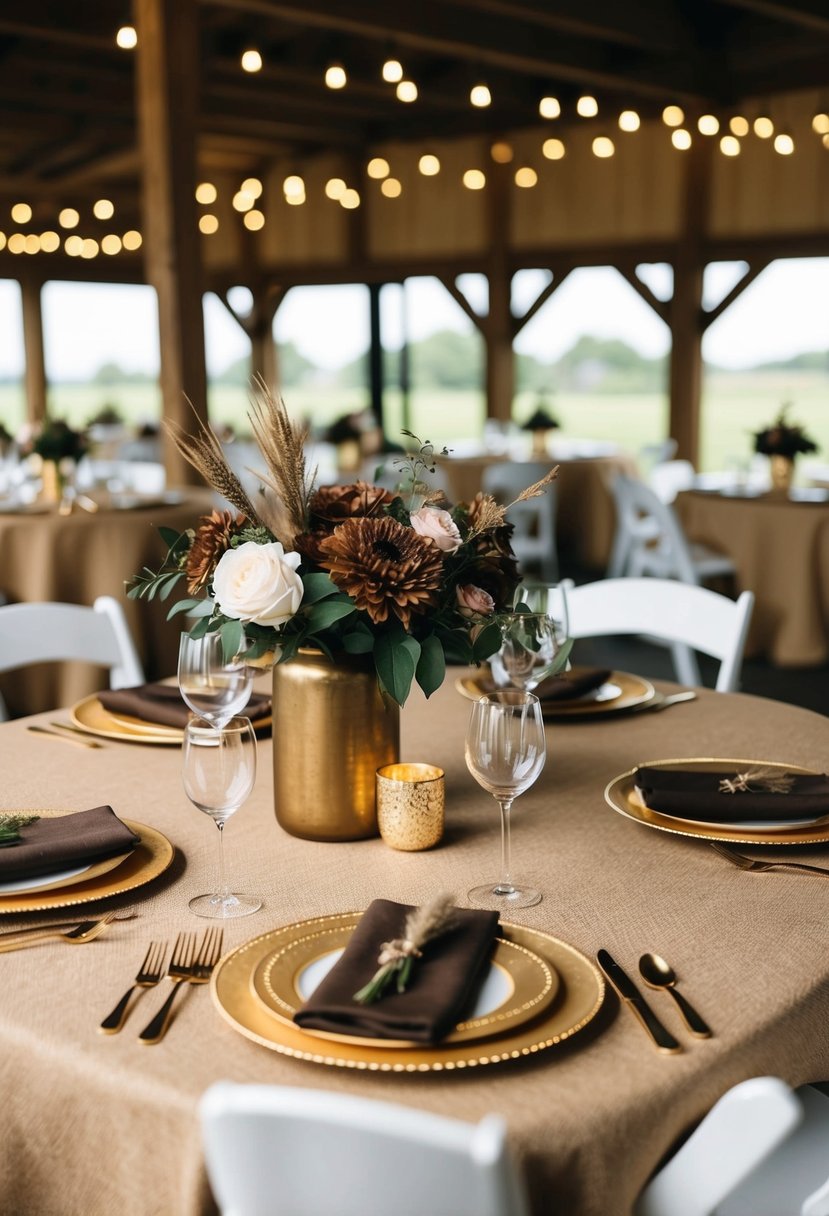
[515,580,569,645]
[178,632,253,728]
[490,611,562,691]
[465,690,546,909]
[182,716,261,919]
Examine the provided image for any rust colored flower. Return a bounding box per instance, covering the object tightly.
[318,516,443,628]
[185,509,246,594]
[309,481,393,526]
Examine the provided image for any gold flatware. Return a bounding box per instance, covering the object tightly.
[0,911,117,953]
[638,952,712,1038]
[639,691,698,713]
[710,840,829,876]
[139,927,224,1044]
[26,724,103,749]
[99,941,168,1033]
[0,911,136,943]
[596,949,681,1053]
[48,720,103,741]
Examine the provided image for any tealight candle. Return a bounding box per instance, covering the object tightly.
[375,763,445,851]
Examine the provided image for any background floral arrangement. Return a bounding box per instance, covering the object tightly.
[129,383,556,706]
[753,404,818,458]
[29,417,88,464]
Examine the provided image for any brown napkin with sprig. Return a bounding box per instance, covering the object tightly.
[534,666,612,702]
[98,683,271,729]
[0,806,140,881]
[293,898,500,1043]
[635,766,829,823]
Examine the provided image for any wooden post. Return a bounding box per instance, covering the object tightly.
[249,288,279,393]
[368,282,383,426]
[669,140,711,465]
[19,275,47,424]
[484,159,514,424]
[135,0,208,486]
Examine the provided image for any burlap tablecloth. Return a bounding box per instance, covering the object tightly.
[2,677,829,1216]
[675,489,829,666]
[0,490,216,716]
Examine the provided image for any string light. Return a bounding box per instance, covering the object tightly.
[514,167,538,187]
[729,116,749,136]
[286,192,306,207]
[382,58,403,83]
[418,154,440,176]
[58,208,79,229]
[592,136,615,158]
[367,158,390,179]
[199,215,219,234]
[542,138,565,160]
[662,105,685,127]
[812,113,829,135]
[325,177,347,199]
[470,84,491,108]
[325,63,347,89]
[618,110,640,132]
[774,132,794,155]
[101,234,122,254]
[754,116,774,138]
[0,234,6,252]
[122,230,142,250]
[823,134,829,150]
[195,183,217,205]
[490,142,513,164]
[241,49,262,73]
[40,231,60,252]
[283,175,305,199]
[116,26,137,50]
[381,178,402,197]
[7,234,25,254]
[24,234,40,254]
[240,177,263,198]
[93,199,114,220]
[671,129,692,150]
[396,80,417,102]
[64,235,83,256]
[232,190,254,212]
[80,238,99,259]
[576,95,598,118]
[698,114,720,135]
[539,96,560,119]
[244,210,265,230]
[463,169,486,190]
[11,203,31,223]
[720,135,741,156]
[340,189,360,209]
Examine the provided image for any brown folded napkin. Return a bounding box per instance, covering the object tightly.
[535,666,612,702]
[0,806,140,882]
[293,898,500,1043]
[635,766,829,823]
[98,683,271,729]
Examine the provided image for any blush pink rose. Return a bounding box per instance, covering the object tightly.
[456,583,495,620]
[409,506,462,553]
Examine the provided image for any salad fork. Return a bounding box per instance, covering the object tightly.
[138,927,224,1044]
[99,941,168,1033]
[0,911,117,953]
[710,841,829,876]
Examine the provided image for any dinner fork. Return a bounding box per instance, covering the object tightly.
[138,927,224,1044]
[0,911,117,953]
[710,841,829,877]
[98,941,168,1033]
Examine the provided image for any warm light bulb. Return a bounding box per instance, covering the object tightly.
[592,136,615,158]
[116,25,137,50]
[698,114,720,135]
[40,231,60,252]
[542,138,565,160]
[7,233,25,254]
[490,141,513,164]
[195,182,217,205]
[240,177,263,199]
[0,234,6,252]
[232,190,254,212]
[283,175,305,198]
[577,95,598,118]
[774,132,794,155]
[325,177,347,199]
[11,203,31,223]
[671,128,692,150]
[64,235,83,256]
[80,238,99,259]
[93,199,114,220]
[199,214,219,234]
[396,80,417,103]
[754,116,774,138]
[514,167,537,188]
[823,133,829,150]
[812,113,829,135]
[720,135,741,156]
[122,230,142,250]
[367,157,390,179]
[662,105,684,127]
[58,208,80,229]
[729,116,749,136]
[462,169,486,190]
[285,193,305,207]
[618,110,640,132]
[470,84,491,108]
[325,63,347,89]
[382,58,403,83]
[418,154,440,176]
[539,96,560,119]
[380,178,402,198]
[101,234,122,255]
[24,234,40,254]
[241,49,262,73]
[243,210,265,230]
[340,188,360,209]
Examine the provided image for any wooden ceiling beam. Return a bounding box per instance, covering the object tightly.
[439,0,682,52]
[713,0,829,36]
[0,18,113,51]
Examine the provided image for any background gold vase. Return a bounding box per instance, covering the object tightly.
[271,649,400,841]
[769,454,795,494]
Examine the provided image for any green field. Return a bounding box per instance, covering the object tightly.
[1,369,827,475]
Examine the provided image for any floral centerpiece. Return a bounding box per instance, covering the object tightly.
[753,405,818,459]
[128,383,557,709]
[31,417,88,464]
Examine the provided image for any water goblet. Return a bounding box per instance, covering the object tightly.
[515,580,570,645]
[178,632,253,728]
[490,611,562,692]
[465,690,546,909]
[182,715,261,919]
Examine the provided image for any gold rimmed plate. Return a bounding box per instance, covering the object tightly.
[70,694,272,745]
[456,669,655,719]
[212,913,605,1071]
[0,818,174,912]
[605,758,829,845]
[0,849,133,897]
[250,919,559,1048]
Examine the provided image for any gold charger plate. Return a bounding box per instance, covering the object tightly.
[250,919,559,1048]
[70,694,272,745]
[0,818,174,912]
[211,913,605,1071]
[456,669,655,718]
[604,757,829,845]
[0,847,132,897]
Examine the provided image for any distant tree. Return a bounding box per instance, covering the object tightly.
[215,342,317,387]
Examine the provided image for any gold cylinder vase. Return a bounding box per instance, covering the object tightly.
[271,649,400,841]
[769,454,795,495]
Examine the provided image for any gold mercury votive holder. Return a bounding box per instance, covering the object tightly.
[375,763,445,851]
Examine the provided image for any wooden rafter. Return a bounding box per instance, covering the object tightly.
[512,268,573,337]
[617,268,670,325]
[702,261,771,331]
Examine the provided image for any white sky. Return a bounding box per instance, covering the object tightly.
[0,258,826,379]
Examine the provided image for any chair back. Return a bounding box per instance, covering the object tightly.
[648,459,696,503]
[482,461,558,581]
[0,596,144,720]
[563,577,754,691]
[609,474,703,583]
[200,1083,530,1216]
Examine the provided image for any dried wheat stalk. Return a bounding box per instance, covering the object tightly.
[163,408,263,527]
[247,375,314,538]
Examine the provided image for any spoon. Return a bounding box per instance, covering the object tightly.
[638,953,712,1038]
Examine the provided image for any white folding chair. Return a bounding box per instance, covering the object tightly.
[0,595,144,721]
[608,474,735,585]
[200,1083,530,1216]
[482,461,558,581]
[636,1077,829,1216]
[648,459,696,503]
[562,577,754,691]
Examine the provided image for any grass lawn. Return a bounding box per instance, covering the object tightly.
[1,369,826,475]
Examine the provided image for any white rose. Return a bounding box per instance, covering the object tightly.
[212,540,303,628]
[410,506,462,553]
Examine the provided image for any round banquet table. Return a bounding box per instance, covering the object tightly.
[0,489,216,717]
[675,488,829,666]
[2,677,829,1216]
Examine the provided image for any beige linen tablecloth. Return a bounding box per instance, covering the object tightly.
[0,489,216,716]
[675,489,829,665]
[2,679,829,1216]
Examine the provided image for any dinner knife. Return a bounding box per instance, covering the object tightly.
[597,949,682,1053]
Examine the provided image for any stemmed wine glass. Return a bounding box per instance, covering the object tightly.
[516,581,569,645]
[490,612,562,692]
[182,716,261,919]
[465,690,546,909]
[178,633,254,728]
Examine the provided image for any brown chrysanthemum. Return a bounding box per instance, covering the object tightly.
[318,516,443,629]
[298,482,395,564]
[185,509,245,593]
